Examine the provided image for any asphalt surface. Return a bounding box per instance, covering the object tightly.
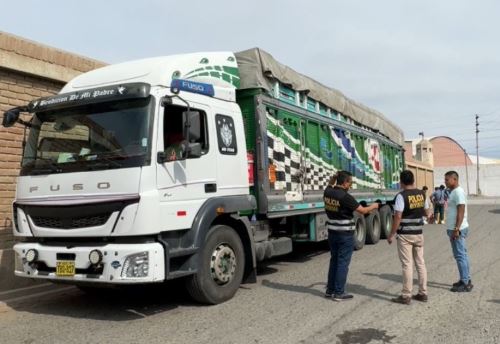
[1,202,499,344]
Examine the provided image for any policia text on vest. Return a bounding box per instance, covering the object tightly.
[397,189,426,235]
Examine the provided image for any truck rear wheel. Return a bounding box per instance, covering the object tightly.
[186,225,245,304]
[379,205,393,239]
[353,213,366,250]
[365,211,381,244]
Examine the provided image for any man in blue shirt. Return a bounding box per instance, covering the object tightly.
[444,171,473,292]
[431,185,446,224]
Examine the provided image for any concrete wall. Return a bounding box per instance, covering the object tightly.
[434,164,500,196]
[0,31,105,291]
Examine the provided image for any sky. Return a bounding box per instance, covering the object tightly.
[1,0,499,158]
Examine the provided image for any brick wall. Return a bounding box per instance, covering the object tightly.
[0,32,106,290]
[0,32,106,232]
[0,70,64,230]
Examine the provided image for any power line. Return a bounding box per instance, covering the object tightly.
[457,135,500,142]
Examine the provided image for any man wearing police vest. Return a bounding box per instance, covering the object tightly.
[324,171,380,301]
[387,170,432,305]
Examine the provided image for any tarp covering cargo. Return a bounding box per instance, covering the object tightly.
[235,48,404,146]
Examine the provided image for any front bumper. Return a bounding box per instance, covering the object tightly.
[13,242,165,284]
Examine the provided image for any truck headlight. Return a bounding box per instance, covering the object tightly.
[25,249,38,263]
[89,250,103,265]
[121,252,149,278]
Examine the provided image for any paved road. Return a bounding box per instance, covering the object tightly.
[1,203,499,344]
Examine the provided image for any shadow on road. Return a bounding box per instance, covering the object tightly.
[4,280,202,321]
[4,242,330,321]
[488,209,500,214]
[257,241,328,276]
[280,241,329,263]
[363,272,451,290]
[487,299,500,304]
[337,328,396,344]
[261,279,326,298]
[261,279,396,302]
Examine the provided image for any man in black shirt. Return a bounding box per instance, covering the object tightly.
[324,170,379,301]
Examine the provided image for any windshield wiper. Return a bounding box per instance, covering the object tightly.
[86,158,123,170]
[80,151,128,170]
[25,157,63,175]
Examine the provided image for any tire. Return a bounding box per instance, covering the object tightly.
[365,211,381,244]
[353,213,366,251]
[186,225,245,304]
[379,205,393,239]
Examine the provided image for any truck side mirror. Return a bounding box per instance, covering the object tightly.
[2,108,21,127]
[182,110,201,141]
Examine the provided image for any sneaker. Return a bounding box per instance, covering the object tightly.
[333,293,354,301]
[452,279,472,288]
[391,295,411,305]
[324,290,333,298]
[450,281,473,292]
[412,293,428,302]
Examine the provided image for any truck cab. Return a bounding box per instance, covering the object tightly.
[4,52,258,304]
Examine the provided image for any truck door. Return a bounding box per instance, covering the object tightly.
[212,105,249,197]
[156,100,217,230]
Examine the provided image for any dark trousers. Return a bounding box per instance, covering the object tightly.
[327,230,354,295]
[434,204,444,223]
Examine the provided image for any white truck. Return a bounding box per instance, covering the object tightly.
[2,48,404,304]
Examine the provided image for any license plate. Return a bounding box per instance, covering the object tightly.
[56,261,75,276]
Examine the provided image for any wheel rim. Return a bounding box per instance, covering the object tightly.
[210,243,237,285]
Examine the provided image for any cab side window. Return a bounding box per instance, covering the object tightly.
[163,104,208,155]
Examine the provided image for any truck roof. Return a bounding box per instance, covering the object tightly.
[60,48,403,145]
[235,48,404,146]
[61,52,240,101]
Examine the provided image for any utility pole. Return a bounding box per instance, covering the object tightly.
[464,149,470,195]
[475,114,481,195]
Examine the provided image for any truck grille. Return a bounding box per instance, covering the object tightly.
[31,214,111,229]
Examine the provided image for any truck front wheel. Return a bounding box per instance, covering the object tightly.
[186,225,245,304]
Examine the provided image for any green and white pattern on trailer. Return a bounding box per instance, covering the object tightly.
[183,65,241,88]
[266,111,391,193]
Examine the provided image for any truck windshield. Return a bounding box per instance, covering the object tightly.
[20,97,154,176]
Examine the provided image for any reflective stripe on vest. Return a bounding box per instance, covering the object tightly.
[398,218,424,233]
[327,219,355,231]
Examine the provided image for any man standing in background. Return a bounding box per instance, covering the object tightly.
[431,185,446,224]
[444,171,473,292]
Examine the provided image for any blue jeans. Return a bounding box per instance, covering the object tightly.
[447,228,471,283]
[327,231,354,295]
